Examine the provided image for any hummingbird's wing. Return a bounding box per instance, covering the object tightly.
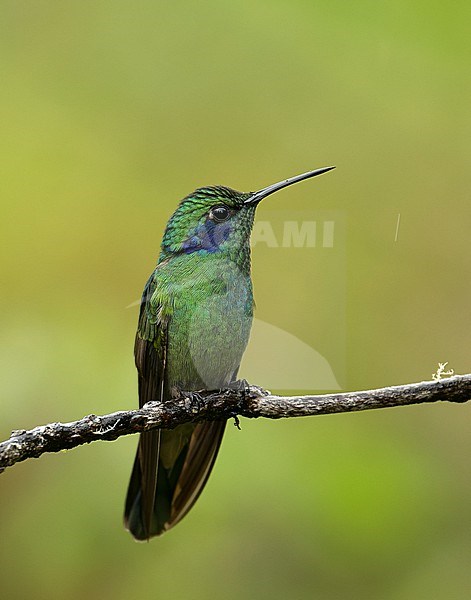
[124,273,226,539]
[124,274,168,540]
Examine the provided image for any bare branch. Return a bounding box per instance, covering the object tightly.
[1,374,470,473]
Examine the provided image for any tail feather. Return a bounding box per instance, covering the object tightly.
[124,420,226,540]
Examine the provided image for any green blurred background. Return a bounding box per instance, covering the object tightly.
[1,1,470,599]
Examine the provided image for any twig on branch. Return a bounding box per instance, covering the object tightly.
[1,374,470,473]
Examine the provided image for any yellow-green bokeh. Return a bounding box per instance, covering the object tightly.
[1,2,470,599]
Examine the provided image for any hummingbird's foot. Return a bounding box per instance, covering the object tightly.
[232,414,241,431]
[229,380,270,399]
[179,389,206,414]
[227,378,250,392]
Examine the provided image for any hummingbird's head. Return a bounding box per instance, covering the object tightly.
[160,186,256,263]
[160,166,335,265]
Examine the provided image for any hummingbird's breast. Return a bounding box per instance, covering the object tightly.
[163,255,253,391]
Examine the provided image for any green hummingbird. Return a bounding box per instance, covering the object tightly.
[124,166,335,540]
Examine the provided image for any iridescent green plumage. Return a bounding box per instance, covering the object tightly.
[124,167,335,540]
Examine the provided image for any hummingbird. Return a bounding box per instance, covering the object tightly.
[124,166,335,540]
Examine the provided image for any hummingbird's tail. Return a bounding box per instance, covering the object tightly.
[124,420,226,540]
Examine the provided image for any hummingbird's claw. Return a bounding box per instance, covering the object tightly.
[228,378,250,392]
[180,390,205,414]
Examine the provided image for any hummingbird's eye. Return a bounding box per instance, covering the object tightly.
[209,205,231,223]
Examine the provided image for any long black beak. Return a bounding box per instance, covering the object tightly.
[245,166,335,205]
